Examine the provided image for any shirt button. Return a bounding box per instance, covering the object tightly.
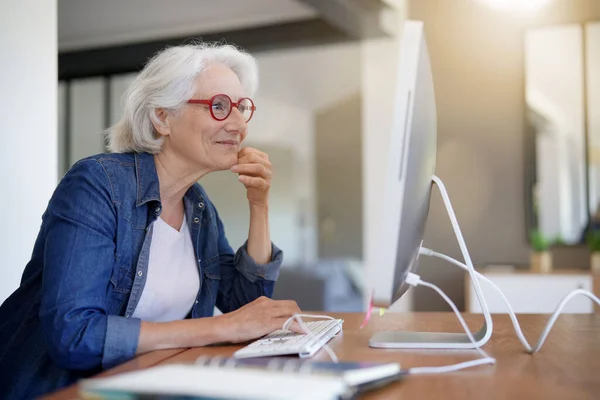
[193,217,200,224]
[195,300,199,304]
[154,206,161,215]
[198,201,205,209]
[137,270,143,277]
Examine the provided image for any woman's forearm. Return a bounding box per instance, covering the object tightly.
[136,315,231,355]
[246,203,271,264]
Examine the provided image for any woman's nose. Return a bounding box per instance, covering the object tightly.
[224,114,246,133]
[226,107,247,127]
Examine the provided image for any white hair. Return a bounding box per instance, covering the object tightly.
[106,42,259,154]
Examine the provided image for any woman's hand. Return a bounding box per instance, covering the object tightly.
[218,296,303,343]
[137,297,302,354]
[230,147,271,208]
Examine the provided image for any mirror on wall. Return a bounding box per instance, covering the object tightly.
[525,21,600,246]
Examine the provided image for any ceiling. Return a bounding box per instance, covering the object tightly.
[58,0,317,51]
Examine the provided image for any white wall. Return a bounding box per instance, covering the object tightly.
[58,83,67,177]
[0,0,57,303]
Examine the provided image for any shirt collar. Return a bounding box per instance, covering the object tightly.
[134,152,161,207]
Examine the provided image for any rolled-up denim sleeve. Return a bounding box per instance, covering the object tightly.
[103,316,141,369]
[39,159,139,371]
[211,203,283,314]
[234,240,283,283]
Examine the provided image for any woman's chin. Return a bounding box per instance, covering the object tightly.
[215,156,238,171]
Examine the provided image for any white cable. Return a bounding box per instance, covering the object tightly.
[417,280,491,360]
[420,247,600,354]
[403,273,496,375]
[408,357,496,375]
[283,313,342,363]
[432,176,494,332]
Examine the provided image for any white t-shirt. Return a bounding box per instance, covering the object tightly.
[132,214,200,322]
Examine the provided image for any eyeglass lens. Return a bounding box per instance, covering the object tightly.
[211,95,253,122]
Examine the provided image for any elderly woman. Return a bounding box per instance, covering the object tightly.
[0,43,301,398]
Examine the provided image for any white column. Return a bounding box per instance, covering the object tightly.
[361,4,411,311]
[0,0,57,303]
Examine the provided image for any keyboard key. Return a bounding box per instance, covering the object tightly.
[233,319,343,359]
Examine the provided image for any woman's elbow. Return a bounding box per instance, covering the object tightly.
[47,343,102,371]
[41,312,106,371]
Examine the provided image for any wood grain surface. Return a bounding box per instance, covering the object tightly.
[45,313,600,400]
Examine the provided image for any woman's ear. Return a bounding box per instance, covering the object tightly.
[152,108,171,137]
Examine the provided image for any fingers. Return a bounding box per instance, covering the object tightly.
[272,318,305,334]
[229,296,319,340]
[288,322,306,334]
[238,147,269,161]
[237,150,271,167]
[231,163,272,180]
[231,149,272,191]
[243,297,303,332]
[233,148,272,205]
[238,175,269,190]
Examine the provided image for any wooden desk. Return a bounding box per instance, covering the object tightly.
[46,313,600,400]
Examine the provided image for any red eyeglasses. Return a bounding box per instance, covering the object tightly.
[187,94,256,122]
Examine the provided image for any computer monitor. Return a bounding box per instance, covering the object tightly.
[369,21,493,349]
[374,20,437,307]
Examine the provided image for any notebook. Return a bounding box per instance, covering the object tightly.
[79,364,352,400]
[194,356,405,392]
[79,357,404,400]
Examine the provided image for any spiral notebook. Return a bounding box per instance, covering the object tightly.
[79,357,403,400]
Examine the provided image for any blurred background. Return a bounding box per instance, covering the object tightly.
[2,0,600,314]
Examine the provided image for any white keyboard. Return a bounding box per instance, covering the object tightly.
[233,319,343,359]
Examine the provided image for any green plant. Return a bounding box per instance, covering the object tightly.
[586,229,600,252]
[530,229,549,252]
[552,235,566,246]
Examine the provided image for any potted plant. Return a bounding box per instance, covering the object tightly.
[530,229,552,273]
[552,235,566,246]
[586,230,600,274]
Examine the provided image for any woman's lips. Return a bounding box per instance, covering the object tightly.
[216,140,239,147]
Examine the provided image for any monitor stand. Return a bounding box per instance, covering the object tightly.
[369,175,493,350]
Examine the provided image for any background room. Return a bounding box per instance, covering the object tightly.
[2,0,600,315]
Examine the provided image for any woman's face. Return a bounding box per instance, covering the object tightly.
[157,63,249,172]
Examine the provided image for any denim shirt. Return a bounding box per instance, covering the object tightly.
[0,152,283,399]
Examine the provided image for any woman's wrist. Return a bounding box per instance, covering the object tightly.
[249,201,269,214]
[137,315,234,353]
[247,202,271,264]
[213,313,239,343]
